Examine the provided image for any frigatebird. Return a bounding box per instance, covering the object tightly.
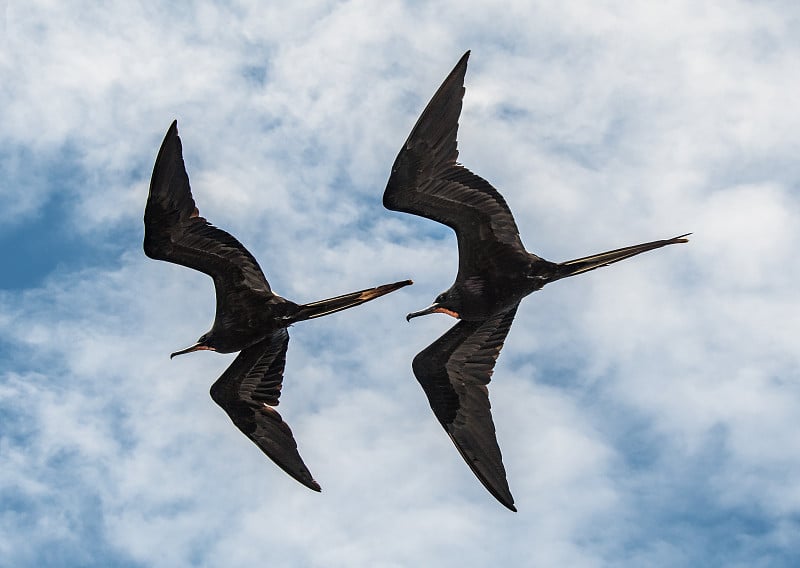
[384,51,689,511]
[144,121,411,492]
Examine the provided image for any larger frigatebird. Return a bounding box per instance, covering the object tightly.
[384,51,689,511]
[145,121,411,492]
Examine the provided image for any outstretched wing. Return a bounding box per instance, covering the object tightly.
[144,121,276,324]
[412,305,519,511]
[384,52,535,280]
[209,329,320,491]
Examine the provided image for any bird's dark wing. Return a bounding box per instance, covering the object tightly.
[209,328,320,491]
[412,304,519,511]
[144,121,276,324]
[384,52,535,280]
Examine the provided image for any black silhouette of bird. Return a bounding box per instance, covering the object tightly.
[144,120,412,492]
[384,51,689,511]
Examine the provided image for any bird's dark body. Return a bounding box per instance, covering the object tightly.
[442,260,556,321]
[385,51,688,511]
[145,121,411,492]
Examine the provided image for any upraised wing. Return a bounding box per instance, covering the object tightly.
[384,52,535,280]
[209,328,320,491]
[144,121,275,325]
[412,305,519,511]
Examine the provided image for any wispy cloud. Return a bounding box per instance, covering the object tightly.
[2,1,799,566]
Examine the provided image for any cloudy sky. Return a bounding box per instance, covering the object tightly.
[2,1,800,566]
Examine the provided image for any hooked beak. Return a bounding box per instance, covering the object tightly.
[406,304,460,321]
[170,343,214,359]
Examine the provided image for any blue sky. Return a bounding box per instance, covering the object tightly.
[2,1,800,566]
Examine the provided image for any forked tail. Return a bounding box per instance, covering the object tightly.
[287,280,413,324]
[553,233,690,281]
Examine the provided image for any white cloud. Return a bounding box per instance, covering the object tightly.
[2,0,800,566]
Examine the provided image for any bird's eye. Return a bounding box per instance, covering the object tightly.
[435,293,447,304]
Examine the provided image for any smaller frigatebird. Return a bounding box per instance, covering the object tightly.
[144,121,411,492]
[384,51,689,511]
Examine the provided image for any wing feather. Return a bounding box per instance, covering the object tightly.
[412,305,519,511]
[209,329,320,491]
[143,121,275,323]
[384,52,533,278]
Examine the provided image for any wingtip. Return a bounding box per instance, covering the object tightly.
[296,474,322,492]
[453,51,470,78]
[159,120,181,151]
[442,432,517,514]
[491,488,517,512]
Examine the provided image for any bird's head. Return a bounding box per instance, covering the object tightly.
[170,332,218,359]
[406,289,462,321]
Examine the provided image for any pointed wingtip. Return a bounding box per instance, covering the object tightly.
[158,120,181,154]
[167,119,178,137]
[451,50,470,81]
[486,482,516,512]
[443,430,517,514]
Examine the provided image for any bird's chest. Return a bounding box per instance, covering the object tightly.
[213,296,291,351]
[458,275,526,320]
